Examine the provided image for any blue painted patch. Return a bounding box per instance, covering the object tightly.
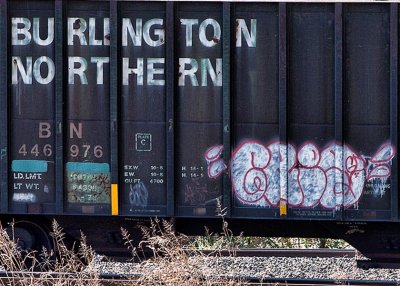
[12,160,48,172]
[66,162,110,173]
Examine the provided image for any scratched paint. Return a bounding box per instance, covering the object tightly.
[129,182,149,210]
[184,177,220,205]
[67,172,110,204]
[67,162,111,203]
[205,141,395,209]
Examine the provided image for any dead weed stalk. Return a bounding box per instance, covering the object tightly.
[0,220,100,286]
[120,200,245,285]
[0,200,247,286]
[122,217,245,286]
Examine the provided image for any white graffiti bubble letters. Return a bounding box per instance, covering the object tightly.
[342,146,366,208]
[320,167,342,209]
[230,141,271,206]
[287,144,297,171]
[205,145,227,179]
[264,142,281,206]
[208,158,227,179]
[370,143,395,164]
[296,143,326,207]
[298,143,320,168]
[298,167,326,207]
[208,140,395,210]
[366,142,394,198]
[288,168,303,206]
[205,145,224,162]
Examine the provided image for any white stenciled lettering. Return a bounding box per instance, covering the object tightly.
[180,19,198,47]
[179,58,198,86]
[68,17,110,46]
[181,19,221,47]
[199,19,221,47]
[89,18,102,45]
[12,56,55,85]
[122,58,165,86]
[91,57,109,84]
[12,56,32,84]
[143,19,165,47]
[179,58,222,87]
[103,18,110,45]
[12,18,31,45]
[67,57,111,85]
[201,58,222,86]
[68,57,88,84]
[69,122,82,139]
[236,19,257,47]
[122,18,142,46]
[122,18,165,47]
[33,56,55,84]
[12,17,54,46]
[68,18,87,45]
[147,58,165,86]
[33,18,54,46]
[39,122,51,138]
[123,57,143,85]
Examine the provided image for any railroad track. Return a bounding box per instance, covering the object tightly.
[0,271,132,286]
[248,277,400,285]
[109,247,357,262]
[201,247,357,258]
[0,272,397,286]
[0,248,394,285]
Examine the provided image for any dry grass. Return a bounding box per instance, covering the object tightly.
[120,201,246,285]
[121,217,245,285]
[0,211,246,285]
[0,220,100,286]
[0,200,344,285]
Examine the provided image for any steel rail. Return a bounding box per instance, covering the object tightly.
[101,247,357,261]
[0,271,397,286]
[249,277,400,286]
[200,248,356,258]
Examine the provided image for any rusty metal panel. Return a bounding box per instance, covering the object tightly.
[175,3,224,216]
[343,5,392,220]
[9,0,56,213]
[65,1,110,214]
[119,2,167,216]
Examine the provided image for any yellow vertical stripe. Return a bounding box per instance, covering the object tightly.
[280,200,287,216]
[111,184,119,215]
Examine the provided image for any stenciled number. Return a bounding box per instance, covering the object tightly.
[150,178,164,184]
[70,144,103,158]
[18,144,53,157]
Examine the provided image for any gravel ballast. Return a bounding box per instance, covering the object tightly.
[93,254,400,282]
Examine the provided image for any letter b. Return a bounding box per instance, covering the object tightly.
[39,122,51,138]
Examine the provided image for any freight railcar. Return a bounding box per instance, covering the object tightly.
[0,0,399,267]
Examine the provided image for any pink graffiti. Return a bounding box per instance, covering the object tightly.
[205,141,395,209]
